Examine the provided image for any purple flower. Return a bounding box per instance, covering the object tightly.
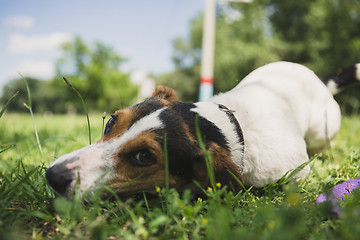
[316,178,360,215]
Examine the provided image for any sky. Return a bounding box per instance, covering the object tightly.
[0,0,204,92]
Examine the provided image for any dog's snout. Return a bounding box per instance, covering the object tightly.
[45,164,75,195]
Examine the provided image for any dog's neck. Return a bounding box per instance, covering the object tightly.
[191,102,245,172]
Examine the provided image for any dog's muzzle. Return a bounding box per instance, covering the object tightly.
[45,157,79,196]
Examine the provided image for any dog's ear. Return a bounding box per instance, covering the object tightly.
[152,85,180,102]
[193,142,244,192]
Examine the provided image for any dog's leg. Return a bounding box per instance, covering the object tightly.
[305,99,341,154]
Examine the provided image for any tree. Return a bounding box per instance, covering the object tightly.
[0,77,65,113]
[269,0,360,113]
[156,2,281,101]
[213,1,281,92]
[55,37,138,112]
[269,0,360,75]
[1,37,139,113]
[156,0,360,112]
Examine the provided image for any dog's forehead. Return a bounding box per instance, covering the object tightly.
[118,98,192,125]
[131,98,170,120]
[101,98,176,141]
[101,98,224,146]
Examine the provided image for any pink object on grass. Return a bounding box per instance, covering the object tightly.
[316,178,360,215]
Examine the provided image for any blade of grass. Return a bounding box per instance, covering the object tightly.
[0,91,19,119]
[162,132,171,215]
[163,133,169,191]
[22,76,44,159]
[227,170,250,194]
[63,77,92,144]
[324,110,335,162]
[125,206,149,239]
[143,192,151,213]
[194,114,216,189]
[2,167,39,196]
[0,144,15,154]
[101,112,106,137]
[277,158,314,186]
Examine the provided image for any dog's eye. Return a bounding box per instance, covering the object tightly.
[104,115,117,135]
[131,150,156,166]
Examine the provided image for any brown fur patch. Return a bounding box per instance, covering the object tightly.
[182,121,197,143]
[152,85,180,102]
[106,131,189,194]
[97,96,244,195]
[194,142,244,191]
[99,109,135,142]
[159,99,175,108]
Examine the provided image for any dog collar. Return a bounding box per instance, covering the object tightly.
[217,104,245,161]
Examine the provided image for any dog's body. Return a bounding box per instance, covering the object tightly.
[46,61,360,198]
[210,61,341,187]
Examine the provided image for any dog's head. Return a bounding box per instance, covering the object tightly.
[46,86,244,198]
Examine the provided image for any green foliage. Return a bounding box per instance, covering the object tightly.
[1,2,360,238]
[156,0,360,106]
[335,86,360,115]
[0,37,138,114]
[63,77,92,144]
[270,0,360,75]
[0,77,59,113]
[23,77,44,158]
[3,1,360,109]
[0,91,18,119]
[0,113,360,239]
[56,37,138,112]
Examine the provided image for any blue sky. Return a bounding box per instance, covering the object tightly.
[0,0,204,90]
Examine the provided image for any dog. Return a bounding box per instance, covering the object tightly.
[46,61,360,198]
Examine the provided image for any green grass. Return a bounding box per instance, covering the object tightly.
[1,112,360,239]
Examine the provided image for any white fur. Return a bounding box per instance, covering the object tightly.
[356,64,360,81]
[209,61,341,187]
[326,80,339,95]
[50,61,343,193]
[191,102,245,170]
[51,107,166,196]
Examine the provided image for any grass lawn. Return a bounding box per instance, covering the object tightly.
[0,112,360,239]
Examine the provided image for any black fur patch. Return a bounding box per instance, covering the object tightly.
[322,65,358,89]
[218,104,244,148]
[125,98,237,180]
[158,102,229,178]
[129,98,167,129]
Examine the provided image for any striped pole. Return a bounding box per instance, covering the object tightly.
[199,0,216,102]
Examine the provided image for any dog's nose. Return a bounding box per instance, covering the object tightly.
[45,164,74,195]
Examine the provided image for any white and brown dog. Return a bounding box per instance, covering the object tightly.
[46,61,360,198]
